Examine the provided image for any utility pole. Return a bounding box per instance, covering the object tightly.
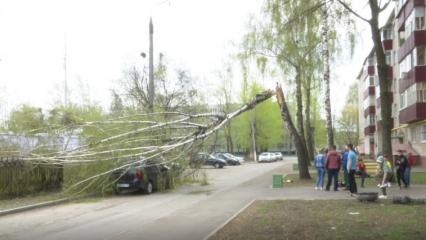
[148,17,154,111]
[64,39,68,107]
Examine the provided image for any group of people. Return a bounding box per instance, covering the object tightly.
[314,144,415,199]
[314,144,361,196]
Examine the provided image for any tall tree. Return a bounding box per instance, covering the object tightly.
[337,0,393,160]
[322,0,334,147]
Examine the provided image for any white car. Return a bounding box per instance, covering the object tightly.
[258,152,275,162]
[273,152,283,161]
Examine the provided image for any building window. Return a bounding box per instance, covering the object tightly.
[385,51,392,65]
[410,127,418,143]
[400,92,407,109]
[369,115,376,126]
[417,47,426,65]
[421,125,426,142]
[369,76,374,86]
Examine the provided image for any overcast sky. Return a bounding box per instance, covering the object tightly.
[0,0,381,120]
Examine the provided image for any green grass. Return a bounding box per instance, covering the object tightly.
[210,200,426,240]
[283,172,426,187]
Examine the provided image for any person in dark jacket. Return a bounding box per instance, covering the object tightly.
[341,148,349,190]
[396,150,408,189]
[405,152,414,187]
[325,145,341,191]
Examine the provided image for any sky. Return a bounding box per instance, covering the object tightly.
[0,0,384,120]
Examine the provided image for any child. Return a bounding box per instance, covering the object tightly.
[356,157,367,188]
[378,154,393,199]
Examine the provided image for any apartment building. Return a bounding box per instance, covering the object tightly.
[357,0,426,166]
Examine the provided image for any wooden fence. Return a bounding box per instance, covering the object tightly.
[0,156,63,199]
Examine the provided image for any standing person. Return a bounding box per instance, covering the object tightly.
[396,151,408,189]
[346,144,358,196]
[356,157,367,188]
[314,149,326,190]
[325,145,341,191]
[341,147,349,190]
[379,154,393,199]
[405,152,414,187]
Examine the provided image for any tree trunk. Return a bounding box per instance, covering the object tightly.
[369,0,393,161]
[305,80,315,165]
[322,2,334,148]
[295,70,307,149]
[250,116,257,162]
[225,124,234,153]
[276,85,311,179]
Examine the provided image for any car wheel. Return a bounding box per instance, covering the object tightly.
[145,181,153,194]
[219,164,224,168]
[214,163,220,168]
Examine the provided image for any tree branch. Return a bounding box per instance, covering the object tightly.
[336,0,371,23]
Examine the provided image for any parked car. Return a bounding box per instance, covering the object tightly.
[213,153,240,165]
[258,152,276,162]
[112,160,170,195]
[273,152,283,161]
[190,153,227,168]
[223,153,245,164]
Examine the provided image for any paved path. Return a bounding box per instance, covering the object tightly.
[0,160,294,240]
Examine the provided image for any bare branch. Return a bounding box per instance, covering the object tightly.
[336,0,371,23]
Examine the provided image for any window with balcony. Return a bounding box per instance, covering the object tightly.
[369,115,376,126]
[382,28,393,40]
[417,82,426,102]
[415,7,426,30]
[410,127,418,143]
[385,51,392,65]
[421,125,426,142]
[417,46,426,65]
[369,76,374,86]
[400,91,407,109]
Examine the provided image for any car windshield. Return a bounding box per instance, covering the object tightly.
[223,153,234,158]
[260,153,269,156]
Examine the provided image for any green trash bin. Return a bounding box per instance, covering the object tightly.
[272,174,283,188]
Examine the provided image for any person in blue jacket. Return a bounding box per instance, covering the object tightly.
[314,148,326,190]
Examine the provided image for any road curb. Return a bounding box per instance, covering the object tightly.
[0,195,82,217]
[202,199,256,240]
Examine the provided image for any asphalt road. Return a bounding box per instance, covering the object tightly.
[0,158,296,240]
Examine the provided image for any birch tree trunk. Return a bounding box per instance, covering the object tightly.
[305,77,315,164]
[295,70,307,150]
[322,1,334,148]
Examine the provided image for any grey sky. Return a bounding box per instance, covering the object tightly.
[0,0,382,119]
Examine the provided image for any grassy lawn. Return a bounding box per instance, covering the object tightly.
[210,200,426,240]
[283,172,426,187]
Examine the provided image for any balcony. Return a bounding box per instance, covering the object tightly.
[397,0,425,31]
[363,86,375,99]
[382,39,393,50]
[368,65,375,75]
[398,30,426,63]
[364,125,376,135]
[399,65,426,93]
[399,102,426,123]
[364,106,376,117]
